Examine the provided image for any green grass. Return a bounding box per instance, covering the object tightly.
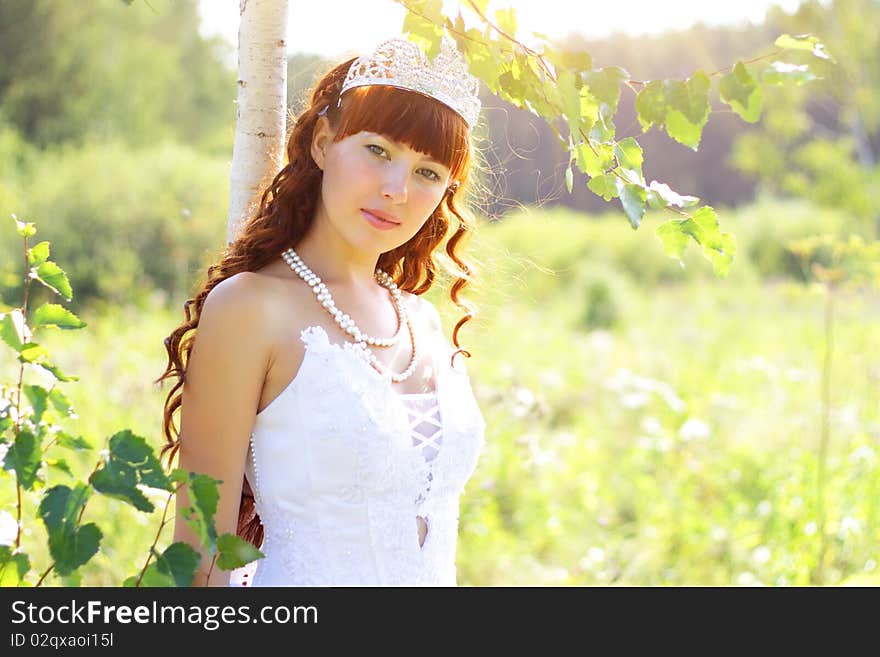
[2,201,878,586]
[453,279,880,585]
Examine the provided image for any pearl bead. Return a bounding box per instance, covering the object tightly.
[280,247,419,383]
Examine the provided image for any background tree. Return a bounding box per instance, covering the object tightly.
[227,0,290,242]
[731,0,879,238]
[0,0,234,152]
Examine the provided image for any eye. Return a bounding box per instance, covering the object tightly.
[417,168,442,182]
[367,142,443,182]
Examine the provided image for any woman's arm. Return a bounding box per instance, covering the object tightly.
[172,272,272,587]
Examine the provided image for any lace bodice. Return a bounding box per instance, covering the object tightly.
[229,323,486,586]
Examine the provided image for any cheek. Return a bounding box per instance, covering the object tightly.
[321,154,370,205]
[412,185,446,216]
[401,190,445,241]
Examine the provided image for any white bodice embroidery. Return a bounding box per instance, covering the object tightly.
[230,323,486,587]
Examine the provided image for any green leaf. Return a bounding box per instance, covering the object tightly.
[90,430,172,512]
[0,546,30,586]
[498,68,527,108]
[46,457,73,478]
[656,220,690,261]
[583,67,628,110]
[170,467,190,485]
[54,431,92,451]
[587,173,619,201]
[590,102,617,142]
[215,533,264,571]
[27,241,50,267]
[762,62,818,86]
[683,206,725,251]
[33,304,86,330]
[704,232,737,277]
[636,71,711,150]
[657,207,735,275]
[131,562,174,587]
[448,10,464,35]
[575,140,614,177]
[615,166,642,185]
[38,484,102,576]
[49,389,76,418]
[23,384,49,423]
[556,69,581,124]
[565,165,574,194]
[494,7,517,36]
[19,343,49,364]
[646,181,700,209]
[614,137,644,179]
[545,45,592,74]
[402,12,443,60]
[635,80,667,131]
[680,207,736,275]
[58,570,81,586]
[617,181,647,229]
[33,361,79,382]
[14,215,36,238]
[139,542,200,587]
[462,40,500,93]
[420,0,445,24]
[719,61,763,123]
[182,473,221,549]
[774,33,834,61]
[0,311,27,351]
[665,111,702,150]
[578,86,599,131]
[3,429,42,490]
[664,71,710,150]
[33,261,73,301]
[774,33,817,51]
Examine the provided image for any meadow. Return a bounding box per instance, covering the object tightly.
[2,199,878,586]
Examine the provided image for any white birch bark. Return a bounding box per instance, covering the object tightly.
[227,0,290,244]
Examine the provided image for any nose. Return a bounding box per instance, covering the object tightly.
[381,165,408,204]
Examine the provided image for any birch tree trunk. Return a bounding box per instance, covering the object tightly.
[227,0,290,243]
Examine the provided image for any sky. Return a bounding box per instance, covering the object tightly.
[197,0,807,60]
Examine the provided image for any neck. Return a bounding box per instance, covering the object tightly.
[293,212,385,291]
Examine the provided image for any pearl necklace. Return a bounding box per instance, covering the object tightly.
[281,247,419,383]
[281,248,403,347]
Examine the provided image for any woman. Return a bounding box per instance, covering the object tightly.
[157,37,487,586]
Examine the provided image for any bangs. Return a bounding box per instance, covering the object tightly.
[334,85,471,179]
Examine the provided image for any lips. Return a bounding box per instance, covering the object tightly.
[362,209,400,225]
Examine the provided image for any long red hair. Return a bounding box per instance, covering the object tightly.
[156,56,480,549]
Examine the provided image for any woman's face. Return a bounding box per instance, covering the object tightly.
[311,119,452,253]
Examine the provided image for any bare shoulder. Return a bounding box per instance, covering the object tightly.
[201,270,294,327]
[196,272,282,362]
[203,271,272,311]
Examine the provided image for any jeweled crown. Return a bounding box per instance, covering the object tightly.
[340,37,481,130]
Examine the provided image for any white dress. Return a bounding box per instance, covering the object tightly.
[229,323,486,586]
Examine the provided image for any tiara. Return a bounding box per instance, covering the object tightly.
[339,37,481,129]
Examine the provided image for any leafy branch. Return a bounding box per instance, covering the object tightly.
[0,216,263,587]
[396,0,833,275]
